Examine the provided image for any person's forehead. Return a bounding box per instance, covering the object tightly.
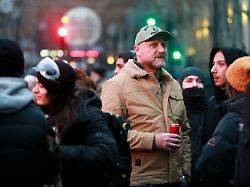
[184,75,201,80]
[214,51,225,60]
[116,58,126,65]
[36,80,45,87]
[140,38,166,46]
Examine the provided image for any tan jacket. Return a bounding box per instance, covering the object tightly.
[101,60,191,186]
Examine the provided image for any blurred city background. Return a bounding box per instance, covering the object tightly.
[0,0,249,78]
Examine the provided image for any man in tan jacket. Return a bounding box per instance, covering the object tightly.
[101,25,191,187]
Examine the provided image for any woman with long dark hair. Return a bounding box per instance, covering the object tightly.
[32,57,118,187]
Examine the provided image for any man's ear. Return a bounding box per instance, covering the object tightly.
[134,45,140,58]
[134,45,139,52]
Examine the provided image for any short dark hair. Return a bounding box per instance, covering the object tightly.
[118,50,135,63]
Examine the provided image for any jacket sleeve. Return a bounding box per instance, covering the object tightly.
[195,113,240,178]
[59,111,119,172]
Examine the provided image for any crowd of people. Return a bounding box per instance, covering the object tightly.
[0,24,250,187]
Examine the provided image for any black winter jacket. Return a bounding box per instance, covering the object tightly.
[234,84,250,187]
[196,93,245,187]
[58,88,119,187]
[0,78,59,187]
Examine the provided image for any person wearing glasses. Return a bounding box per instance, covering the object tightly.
[32,57,119,187]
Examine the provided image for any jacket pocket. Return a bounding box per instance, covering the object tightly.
[167,91,184,124]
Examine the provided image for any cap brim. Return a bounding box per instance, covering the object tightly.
[148,31,173,42]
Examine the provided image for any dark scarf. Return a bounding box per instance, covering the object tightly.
[183,88,207,113]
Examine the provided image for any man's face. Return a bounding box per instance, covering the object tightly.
[211,51,228,87]
[90,71,102,83]
[114,58,126,75]
[182,75,204,89]
[134,38,167,72]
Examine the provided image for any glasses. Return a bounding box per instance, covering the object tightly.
[33,57,60,81]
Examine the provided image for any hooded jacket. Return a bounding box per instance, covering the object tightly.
[0,78,59,186]
[196,93,245,187]
[101,60,191,186]
[202,47,248,145]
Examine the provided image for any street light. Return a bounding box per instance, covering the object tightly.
[146,17,156,26]
[57,26,68,37]
[172,50,182,60]
[57,26,68,51]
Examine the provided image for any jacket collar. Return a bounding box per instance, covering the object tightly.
[124,59,148,78]
[124,59,173,82]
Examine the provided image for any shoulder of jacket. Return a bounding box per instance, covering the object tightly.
[223,111,242,121]
[215,112,242,133]
[105,72,130,87]
[169,78,183,93]
[23,102,46,120]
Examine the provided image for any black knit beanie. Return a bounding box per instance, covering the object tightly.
[34,57,76,96]
[0,38,24,77]
[178,67,206,86]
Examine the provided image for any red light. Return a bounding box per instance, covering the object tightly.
[86,50,100,58]
[69,50,100,58]
[70,50,86,58]
[58,27,68,37]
